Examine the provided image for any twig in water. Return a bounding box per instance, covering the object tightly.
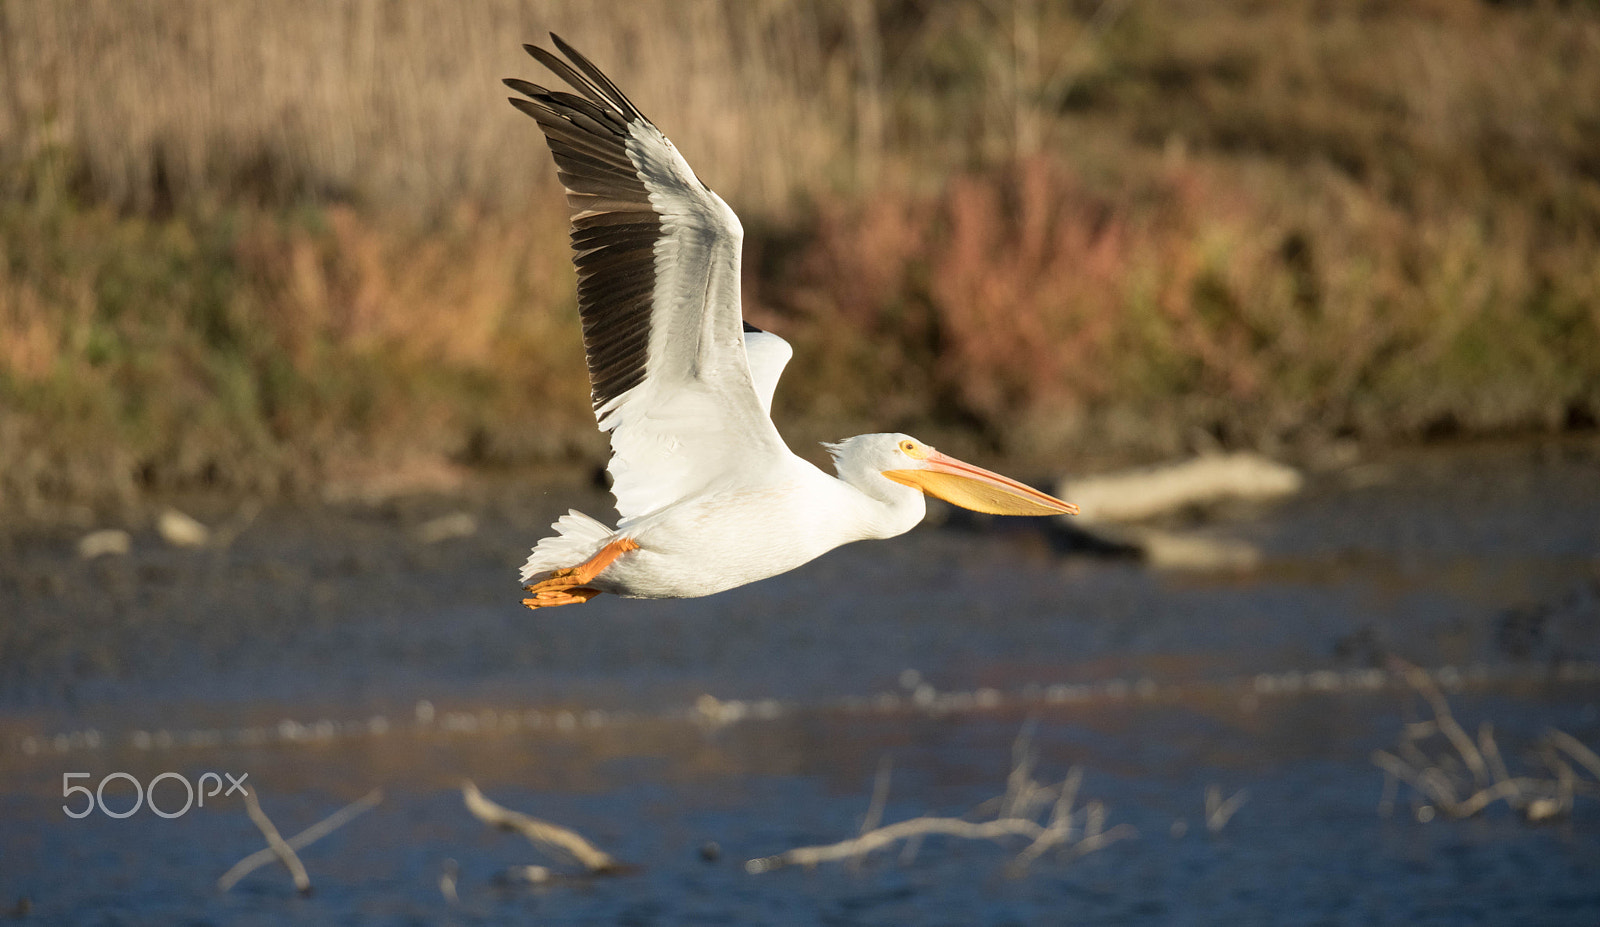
[439,859,460,904]
[852,755,894,873]
[861,755,893,835]
[746,729,1135,875]
[1205,784,1249,833]
[1547,728,1600,783]
[218,788,383,892]
[499,865,556,885]
[748,815,1051,872]
[1002,720,1039,820]
[237,789,308,893]
[1373,660,1599,823]
[1393,660,1489,788]
[1478,722,1520,804]
[1377,767,1399,818]
[1009,766,1081,873]
[461,780,627,875]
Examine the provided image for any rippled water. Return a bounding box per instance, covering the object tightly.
[3,439,1598,924]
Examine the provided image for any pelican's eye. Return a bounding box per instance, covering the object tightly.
[898,439,924,458]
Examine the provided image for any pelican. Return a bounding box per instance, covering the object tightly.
[505,36,1077,610]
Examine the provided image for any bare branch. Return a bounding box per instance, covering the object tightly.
[1205,785,1250,833]
[1547,729,1600,783]
[1002,720,1038,820]
[852,755,895,874]
[1479,722,1518,802]
[1069,823,1139,857]
[1377,767,1398,817]
[1372,750,1455,812]
[461,781,625,875]
[219,788,381,892]
[862,755,893,836]
[1453,779,1547,818]
[1009,769,1083,872]
[749,735,1133,876]
[1375,670,1600,825]
[747,815,1047,873]
[1393,660,1488,787]
[439,859,460,905]
[237,788,310,893]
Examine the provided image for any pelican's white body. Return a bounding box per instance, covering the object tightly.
[523,435,929,599]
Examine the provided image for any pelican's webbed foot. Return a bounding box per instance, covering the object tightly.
[521,537,640,611]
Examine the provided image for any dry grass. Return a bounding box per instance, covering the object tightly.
[2,1,1599,510]
[0,0,851,216]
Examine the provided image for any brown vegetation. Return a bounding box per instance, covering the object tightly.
[2,1,1598,514]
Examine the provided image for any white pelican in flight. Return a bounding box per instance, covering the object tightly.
[505,36,1078,610]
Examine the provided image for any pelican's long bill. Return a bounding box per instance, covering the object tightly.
[882,451,1080,517]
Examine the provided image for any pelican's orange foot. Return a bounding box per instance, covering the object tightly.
[521,537,640,611]
[522,584,602,609]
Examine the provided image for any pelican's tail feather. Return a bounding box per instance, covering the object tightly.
[519,509,616,584]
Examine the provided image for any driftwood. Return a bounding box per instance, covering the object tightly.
[1058,452,1302,524]
[1373,659,1599,823]
[1053,452,1305,570]
[241,788,308,893]
[218,788,383,892]
[438,859,460,904]
[461,780,627,875]
[156,508,210,547]
[749,817,1057,873]
[747,725,1136,875]
[76,529,130,559]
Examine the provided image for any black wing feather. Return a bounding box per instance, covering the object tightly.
[505,37,661,412]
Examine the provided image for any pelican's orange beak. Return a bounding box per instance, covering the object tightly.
[882,450,1079,516]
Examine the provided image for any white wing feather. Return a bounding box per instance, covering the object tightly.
[595,117,790,525]
[510,41,792,529]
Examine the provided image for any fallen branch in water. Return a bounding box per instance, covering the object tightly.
[461,780,627,876]
[218,788,383,892]
[1058,452,1302,524]
[241,788,308,893]
[1205,784,1250,833]
[747,725,1136,875]
[438,859,460,904]
[1547,728,1600,783]
[1373,659,1599,823]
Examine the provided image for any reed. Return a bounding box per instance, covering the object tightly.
[0,0,849,216]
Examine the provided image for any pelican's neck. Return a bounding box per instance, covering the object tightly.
[830,464,927,542]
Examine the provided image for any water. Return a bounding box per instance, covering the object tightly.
[2,438,1598,924]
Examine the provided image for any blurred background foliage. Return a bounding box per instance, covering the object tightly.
[1,0,1598,516]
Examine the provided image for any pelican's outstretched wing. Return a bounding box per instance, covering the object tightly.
[506,36,789,524]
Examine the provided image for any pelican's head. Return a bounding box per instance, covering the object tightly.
[827,433,1079,517]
